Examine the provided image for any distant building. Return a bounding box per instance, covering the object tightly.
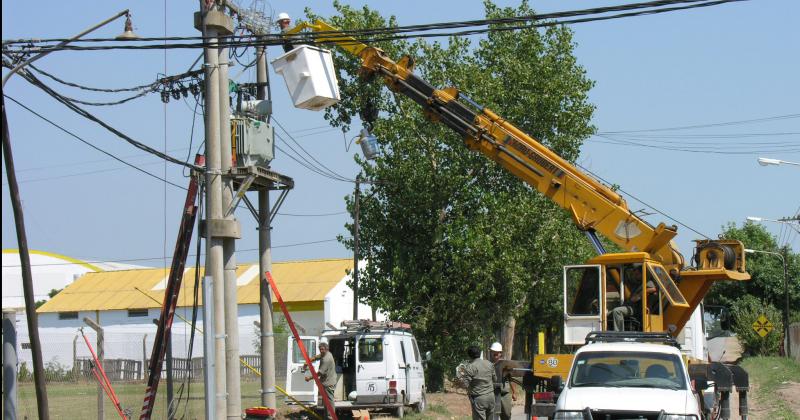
[24,258,378,370]
[2,248,142,310]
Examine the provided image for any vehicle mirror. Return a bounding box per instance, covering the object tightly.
[549,375,563,392]
[424,351,432,362]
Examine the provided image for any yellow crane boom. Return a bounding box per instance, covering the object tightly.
[287,19,749,334]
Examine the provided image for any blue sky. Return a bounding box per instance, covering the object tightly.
[2,0,798,269]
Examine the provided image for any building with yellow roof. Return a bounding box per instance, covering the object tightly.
[18,258,380,372]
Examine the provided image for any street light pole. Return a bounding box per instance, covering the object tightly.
[745,248,791,358]
[2,12,136,420]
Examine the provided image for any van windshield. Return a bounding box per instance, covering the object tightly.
[569,351,687,390]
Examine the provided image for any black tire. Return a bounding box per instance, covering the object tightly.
[413,391,427,413]
[394,404,404,418]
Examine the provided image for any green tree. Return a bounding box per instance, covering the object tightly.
[708,222,799,322]
[730,295,783,356]
[308,1,597,381]
[34,288,62,309]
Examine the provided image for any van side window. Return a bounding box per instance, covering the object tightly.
[292,339,317,364]
[411,338,421,362]
[358,338,383,362]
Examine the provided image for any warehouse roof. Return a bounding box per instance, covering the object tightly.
[37,258,353,313]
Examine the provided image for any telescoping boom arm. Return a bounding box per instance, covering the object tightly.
[290,20,686,266]
[287,20,749,330]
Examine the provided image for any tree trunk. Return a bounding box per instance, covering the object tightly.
[500,316,516,359]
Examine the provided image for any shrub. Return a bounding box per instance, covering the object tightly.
[731,295,783,356]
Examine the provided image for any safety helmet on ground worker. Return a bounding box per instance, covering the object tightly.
[490,342,502,352]
[277,12,290,22]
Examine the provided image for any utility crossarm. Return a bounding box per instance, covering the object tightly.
[288,20,750,332]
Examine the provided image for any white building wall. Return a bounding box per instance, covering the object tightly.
[323,265,386,330]
[17,304,326,369]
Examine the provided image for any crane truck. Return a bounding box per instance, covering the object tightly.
[282,19,752,419]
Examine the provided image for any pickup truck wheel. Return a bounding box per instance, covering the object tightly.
[413,391,427,413]
[394,404,404,418]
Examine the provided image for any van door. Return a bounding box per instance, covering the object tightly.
[355,335,388,404]
[286,336,319,404]
[397,338,410,404]
[406,337,424,403]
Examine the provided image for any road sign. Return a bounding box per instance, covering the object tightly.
[752,314,774,338]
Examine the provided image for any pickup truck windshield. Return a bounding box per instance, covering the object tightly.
[569,351,687,390]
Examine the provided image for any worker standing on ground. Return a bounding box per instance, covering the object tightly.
[489,342,516,420]
[276,12,295,53]
[304,339,337,417]
[463,345,497,420]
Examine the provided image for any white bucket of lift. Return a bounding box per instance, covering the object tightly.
[271,45,341,111]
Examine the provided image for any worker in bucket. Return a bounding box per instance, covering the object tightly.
[276,12,296,53]
[463,345,497,420]
[303,338,337,417]
[489,342,516,420]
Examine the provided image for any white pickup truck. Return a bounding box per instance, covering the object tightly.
[552,332,703,419]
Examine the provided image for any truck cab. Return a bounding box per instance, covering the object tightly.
[553,332,702,419]
[285,320,427,417]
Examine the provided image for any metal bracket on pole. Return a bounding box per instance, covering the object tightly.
[225,174,256,217]
[242,195,260,223]
[270,189,289,224]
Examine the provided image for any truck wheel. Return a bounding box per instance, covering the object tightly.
[413,391,427,413]
[394,404,404,418]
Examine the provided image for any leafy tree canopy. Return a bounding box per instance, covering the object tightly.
[709,222,799,321]
[306,0,599,372]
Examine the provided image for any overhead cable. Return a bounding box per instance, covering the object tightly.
[14,69,202,171]
[2,0,747,53]
[4,95,187,189]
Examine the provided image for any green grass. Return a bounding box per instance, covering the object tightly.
[740,356,800,420]
[16,379,284,419]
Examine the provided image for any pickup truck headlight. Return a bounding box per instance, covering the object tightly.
[553,411,585,420]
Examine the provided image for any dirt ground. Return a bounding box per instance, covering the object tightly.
[745,379,800,420]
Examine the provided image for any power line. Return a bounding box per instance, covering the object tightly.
[577,163,711,239]
[14,69,201,171]
[592,135,800,155]
[28,63,158,93]
[2,238,350,269]
[4,95,187,189]
[600,113,800,134]
[271,116,354,182]
[2,0,747,53]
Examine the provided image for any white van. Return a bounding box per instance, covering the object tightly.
[286,320,428,417]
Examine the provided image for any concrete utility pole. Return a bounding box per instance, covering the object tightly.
[255,45,278,410]
[195,3,234,418]
[353,175,361,320]
[3,310,18,420]
[219,36,243,420]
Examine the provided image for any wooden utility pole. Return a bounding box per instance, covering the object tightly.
[2,96,49,420]
[84,317,104,420]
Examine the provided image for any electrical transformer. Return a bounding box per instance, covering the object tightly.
[232,117,274,167]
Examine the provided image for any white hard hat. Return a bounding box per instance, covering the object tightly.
[277,12,290,21]
[490,342,502,352]
[319,337,329,346]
